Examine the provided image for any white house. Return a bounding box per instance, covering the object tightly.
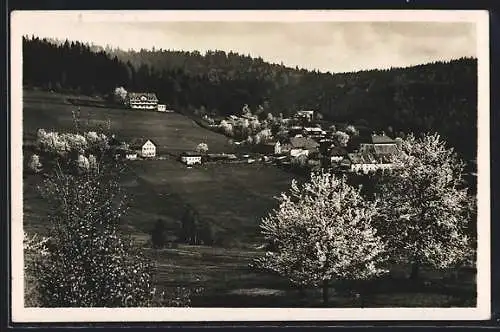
[290,149,309,158]
[329,147,348,163]
[180,152,202,166]
[130,138,157,158]
[295,110,315,122]
[126,92,159,110]
[284,137,319,158]
[274,141,282,155]
[157,104,167,112]
[359,133,399,155]
[344,152,399,174]
[303,127,326,137]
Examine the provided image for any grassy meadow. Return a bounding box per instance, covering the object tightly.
[22,90,476,307]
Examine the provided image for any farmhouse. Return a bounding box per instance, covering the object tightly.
[126,92,159,110]
[295,110,315,122]
[359,133,399,155]
[180,152,202,166]
[283,137,320,157]
[256,141,282,155]
[130,138,157,158]
[329,146,348,163]
[343,152,398,174]
[303,127,326,138]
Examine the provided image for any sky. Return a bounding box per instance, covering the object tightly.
[13,11,478,73]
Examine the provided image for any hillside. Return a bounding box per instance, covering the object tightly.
[23,36,477,160]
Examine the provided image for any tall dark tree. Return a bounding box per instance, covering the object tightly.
[151,219,168,249]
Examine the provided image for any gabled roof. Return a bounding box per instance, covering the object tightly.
[130,138,156,149]
[361,144,398,155]
[181,151,202,157]
[373,144,398,155]
[127,92,158,101]
[289,137,320,150]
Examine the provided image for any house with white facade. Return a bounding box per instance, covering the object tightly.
[343,152,400,174]
[303,127,326,138]
[329,146,348,163]
[126,92,159,110]
[130,138,157,158]
[295,110,315,122]
[157,104,167,112]
[180,152,202,166]
[282,137,320,158]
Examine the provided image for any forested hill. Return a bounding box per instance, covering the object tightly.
[23,36,477,160]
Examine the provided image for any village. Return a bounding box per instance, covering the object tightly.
[112,90,403,175]
[18,15,482,312]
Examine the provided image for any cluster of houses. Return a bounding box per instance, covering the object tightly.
[261,130,402,174]
[110,101,402,173]
[123,92,171,113]
[246,108,403,174]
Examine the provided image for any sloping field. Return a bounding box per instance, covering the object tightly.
[23,89,234,154]
[124,159,296,246]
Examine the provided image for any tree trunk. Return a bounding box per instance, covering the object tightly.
[322,280,329,306]
[410,261,420,280]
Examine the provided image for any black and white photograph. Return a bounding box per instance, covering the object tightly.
[10,10,490,322]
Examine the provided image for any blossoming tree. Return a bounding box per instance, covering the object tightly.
[35,163,156,307]
[255,171,387,305]
[375,133,473,279]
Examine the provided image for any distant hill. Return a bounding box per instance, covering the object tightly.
[23,36,477,160]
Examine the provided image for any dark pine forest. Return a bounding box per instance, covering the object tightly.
[22,36,478,161]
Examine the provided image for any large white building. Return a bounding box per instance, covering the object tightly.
[180,152,202,166]
[344,153,397,174]
[126,92,159,110]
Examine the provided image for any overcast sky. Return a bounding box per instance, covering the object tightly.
[14,11,477,73]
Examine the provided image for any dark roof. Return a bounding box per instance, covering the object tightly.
[329,147,348,156]
[373,144,398,155]
[370,134,395,144]
[127,92,158,101]
[361,144,398,155]
[181,151,202,157]
[289,137,320,150]
[129,138,156,149]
